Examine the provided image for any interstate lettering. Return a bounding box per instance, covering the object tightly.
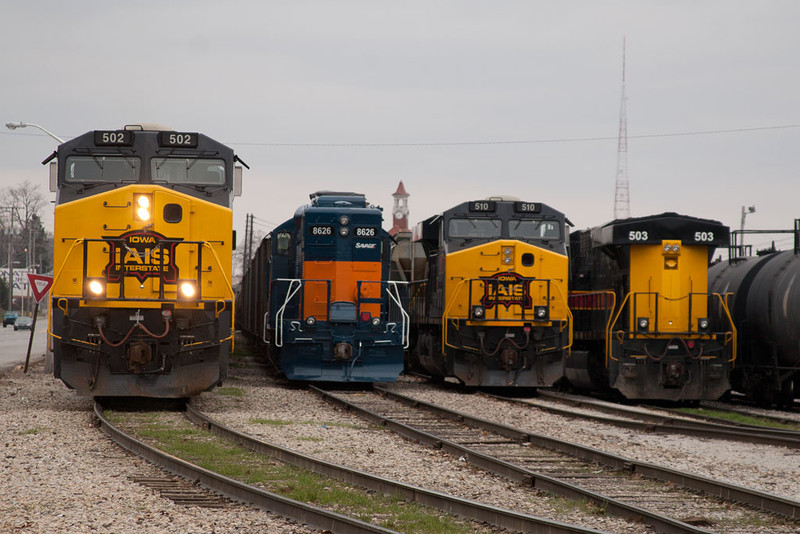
[103,230,183,283]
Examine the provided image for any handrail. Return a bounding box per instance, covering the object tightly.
[48,238,85,347]
[713,292,737,364]
[386,281,410,349]
[273,279,304,348]
[202,242,237,350]
[442,278,470,353]
[605,290,737,365]
[550,281,573,351]
[442,276,571,354]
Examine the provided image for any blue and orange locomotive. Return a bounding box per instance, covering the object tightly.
[237,192,408,382]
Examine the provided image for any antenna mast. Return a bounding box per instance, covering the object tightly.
[613,37,630,220]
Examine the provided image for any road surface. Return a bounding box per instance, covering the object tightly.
[0,317,49,373]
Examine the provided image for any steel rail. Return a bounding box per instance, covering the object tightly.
[185,403,608,534]
[497,390,800,449]
[311,386,714,534]
[93,401,399,534]
[371,387,800,520]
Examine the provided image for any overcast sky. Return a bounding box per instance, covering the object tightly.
[2,1,798,253]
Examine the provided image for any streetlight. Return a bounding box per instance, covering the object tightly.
[5,121,65,143]
[740,205,756,256]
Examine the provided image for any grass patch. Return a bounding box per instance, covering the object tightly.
[108,411,477,533]
[214,387,245,397]
[674,407,800,430]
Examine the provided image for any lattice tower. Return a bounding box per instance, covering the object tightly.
[614,38,630,220]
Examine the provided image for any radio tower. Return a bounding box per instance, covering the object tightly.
[613,37,630,220]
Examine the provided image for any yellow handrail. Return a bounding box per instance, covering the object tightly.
[713,292,737,364]
[48,239,85,348]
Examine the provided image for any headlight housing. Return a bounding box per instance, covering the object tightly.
[134,194,152,222]
[178,280,199,300]
[84,278,106,299]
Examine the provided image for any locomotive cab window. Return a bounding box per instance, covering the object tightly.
[65,156,141,182]
[448,218,501,239]
[151,158,226,184]
[509,219,561,240]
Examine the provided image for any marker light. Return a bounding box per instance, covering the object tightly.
[339,216,350,225]
[339,227,349,237]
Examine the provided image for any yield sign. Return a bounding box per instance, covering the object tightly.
[28,274,54,303]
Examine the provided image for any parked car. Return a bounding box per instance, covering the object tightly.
[13,316,32,331]
[3,311,18,327]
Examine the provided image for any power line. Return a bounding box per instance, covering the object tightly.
[228,124,800,148]
[4,123,799,148]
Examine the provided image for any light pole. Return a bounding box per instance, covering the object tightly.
[5,121,65,143]
[740,205,756,256]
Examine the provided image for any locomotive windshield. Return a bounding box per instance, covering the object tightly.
[509,219,561,240]
[65,156,141,182]
[151,157,226,184]
[448,218,502,239]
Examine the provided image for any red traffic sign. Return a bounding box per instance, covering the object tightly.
[27,274,53,303]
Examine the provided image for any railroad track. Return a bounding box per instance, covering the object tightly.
[95,399,609,534]
[310,385,800,534]
[94,400,399,534]
[491,390,800,449]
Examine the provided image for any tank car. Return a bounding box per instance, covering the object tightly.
[566,213,735,401]
[399,198,572,387]
[47,125,244,397]
[709,228,800,405]
[237,191,408,382]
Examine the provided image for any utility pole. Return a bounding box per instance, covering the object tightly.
[613,37,630,220]
[1,206,18,310]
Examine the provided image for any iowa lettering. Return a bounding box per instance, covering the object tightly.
[129,235,157,244]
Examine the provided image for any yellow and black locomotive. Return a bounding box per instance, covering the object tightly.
[47,125,244,397]
[567,213,736,400]
[402,198,572,387]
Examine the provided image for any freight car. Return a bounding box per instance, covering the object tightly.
[399,197,572,387]
[46,125,244,397]
[709,221,800,405]
[566,213,736,401]
[237,191,408,382]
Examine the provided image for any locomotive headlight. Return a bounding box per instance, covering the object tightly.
[85,278,106,298]
[637,317,650,332]
[672,244,680,252]
[534,306,549,321]
[503,247,513,255]
[178,280,198,300]
[339,227,349,237]
[664,244,671,252]
[135,194,152,221]
[339,216,350,226]
[306,316,316,326]
[698,318,710,332]
[503,256,513,265]
[472,305,485,319]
